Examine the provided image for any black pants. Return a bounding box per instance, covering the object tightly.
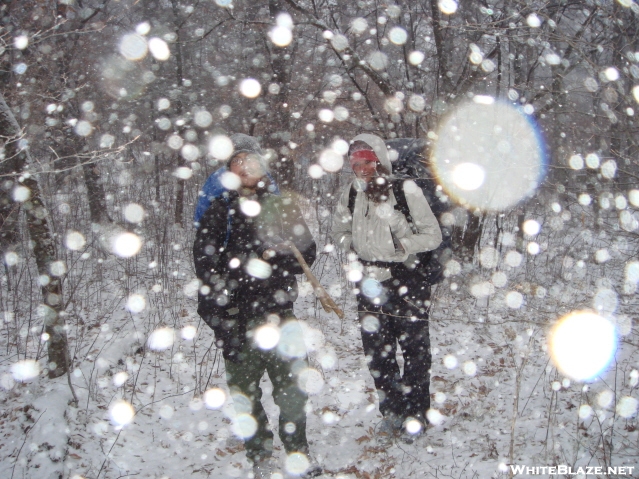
[224,320,310,462]
[357,278,431,421]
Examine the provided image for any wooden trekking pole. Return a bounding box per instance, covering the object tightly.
[284,241,345,319]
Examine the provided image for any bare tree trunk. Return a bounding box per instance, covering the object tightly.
[429,0,455,97]
[264,0,295,188]
[171,0,187,227]
[0,92,69,379]
[82,160,111,225]
[53,129,111,224]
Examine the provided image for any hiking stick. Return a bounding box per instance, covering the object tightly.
[284,241,345,319]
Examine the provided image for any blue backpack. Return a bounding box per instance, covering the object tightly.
[194,167,280,227]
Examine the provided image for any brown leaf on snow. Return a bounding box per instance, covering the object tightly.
[355,435,370,444]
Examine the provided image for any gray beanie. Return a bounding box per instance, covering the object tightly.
[228,133,263,165]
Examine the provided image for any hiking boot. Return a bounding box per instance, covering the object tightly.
[251,457,274,479]
[300,457,323,478]
[399,417,425,444]
[375,415,403,446]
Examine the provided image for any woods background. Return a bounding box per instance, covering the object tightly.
[1,1,639,478]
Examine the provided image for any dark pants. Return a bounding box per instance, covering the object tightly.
[357,278,431,421]
[224,321,309,462]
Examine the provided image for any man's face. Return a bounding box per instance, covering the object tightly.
[229,153,265,189]
[349,148,378,183]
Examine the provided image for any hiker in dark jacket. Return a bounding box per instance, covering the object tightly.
[332,133,442,445]
[193,135,320,478]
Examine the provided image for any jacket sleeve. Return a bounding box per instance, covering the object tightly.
[193,202,223,283]
[331,183,354,253]
[397,180,442,254]
[272,196,316,275]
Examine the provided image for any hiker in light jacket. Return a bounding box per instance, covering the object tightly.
[193,135,321,479]
[332,133,442,444]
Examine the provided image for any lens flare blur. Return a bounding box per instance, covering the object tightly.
[231,413,258,439]
[549,311,617,382]
[277,321,307,359]
[431,100,545,211]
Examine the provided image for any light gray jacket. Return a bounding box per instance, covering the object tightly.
[332,133,442,282]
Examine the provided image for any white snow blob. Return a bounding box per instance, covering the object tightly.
[123,203,145,223]
[110,400,135,426]
[254,324,281,350]
[361,278,383,298]
[389,27,408,45]
[308,164,324,179]
[65,231,86,251]
[220,171,241,190]
[194,110,213,128]
[232,413,258,439]
[463,361,477,376]
[318,149,343,172]
[239,199,261,217]
[277,322,306,359]
[209,135,234,160]
[432,101,545,211]
[75,121,93,137]
[173,167,192,180]
[361,315,380,333]
[270,26,293,47]
[113,232,142,257]
[14,35,29,50]
[297,368,324,394]
[506,291,524,309]
[239,78,262,98]
[409,51,425,65]
[113,371,129,387]
[451,162,485,191]
[12,186,30,202]
[549,311,617,382]
[148,327,176,351]
[159,404,174,420]
[11,359,40,382]
[286,452,310,475]
[616,396,639,418]
[148,37,170,61]
[438,0,458,14]
[204,388,226,409]
[119,34,148,60]
[522,219,540,236]
[245,258,272,279]
[444,355,458,369]
[318,109,335,123]
[181,325,197,340]
[426,408,446,426]
[405,418,423,434]
[126,294,146,314]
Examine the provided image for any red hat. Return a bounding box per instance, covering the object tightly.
[349,149,378,166]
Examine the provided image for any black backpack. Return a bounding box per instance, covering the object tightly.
[348,138,452,285]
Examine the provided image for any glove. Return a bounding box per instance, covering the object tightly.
[257,234,287,259]
[388,210,410,238]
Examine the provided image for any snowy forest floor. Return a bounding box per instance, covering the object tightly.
[1,196,639,479]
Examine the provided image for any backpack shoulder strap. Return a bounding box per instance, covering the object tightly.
[347,184,357,215]
[391,180,411,222]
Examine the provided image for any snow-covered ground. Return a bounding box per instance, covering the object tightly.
[1,190,638,479]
